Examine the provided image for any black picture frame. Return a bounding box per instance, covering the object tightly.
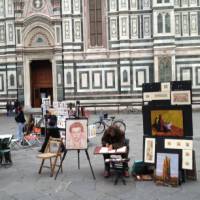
[171,80,192,91]
[142,82,171,106]
[142,82,161,92]
[143,136,156,165]
[142,105,193,138]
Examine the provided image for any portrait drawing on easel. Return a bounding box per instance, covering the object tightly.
[66,119,88,149]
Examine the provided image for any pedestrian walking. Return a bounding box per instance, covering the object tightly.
[6,101,11,116]
[15,106,26,143]
[14,99,20,114]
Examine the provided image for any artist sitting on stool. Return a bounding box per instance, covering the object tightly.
[101,125,129,178]
[39,115,64,153]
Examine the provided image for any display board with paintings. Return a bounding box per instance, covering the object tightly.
[142,81,196,186]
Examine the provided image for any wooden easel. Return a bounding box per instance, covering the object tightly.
[55,114,95,180]
[54,148,96,180]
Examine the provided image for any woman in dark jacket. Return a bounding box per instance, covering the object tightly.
[15,106,26,142]
[39,115,63,153]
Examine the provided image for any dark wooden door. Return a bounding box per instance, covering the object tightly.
[30,60,52,107]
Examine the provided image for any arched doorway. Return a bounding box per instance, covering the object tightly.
[30,60,53,107]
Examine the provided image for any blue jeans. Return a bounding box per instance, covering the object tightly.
[16,123,24,141]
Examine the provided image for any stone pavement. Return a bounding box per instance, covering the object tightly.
[0,112,200,200]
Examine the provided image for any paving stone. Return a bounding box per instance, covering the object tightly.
[0,113,199,200]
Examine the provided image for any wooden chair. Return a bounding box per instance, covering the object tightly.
[37,137,63,177]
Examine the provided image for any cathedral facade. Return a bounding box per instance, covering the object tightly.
[0,0,200,108]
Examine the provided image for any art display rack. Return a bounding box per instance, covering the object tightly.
[142,81,196,186]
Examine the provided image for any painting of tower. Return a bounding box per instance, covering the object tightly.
[162,156,170,182]
[156,153,179,186]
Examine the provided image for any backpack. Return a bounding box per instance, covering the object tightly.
[131,160,151,175]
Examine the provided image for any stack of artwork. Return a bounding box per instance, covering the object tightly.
[142,81,194,187]
[51,101,69,117]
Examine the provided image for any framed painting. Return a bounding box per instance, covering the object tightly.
[57,116,67,129]
[143,105,192,137]
[171,90,191,105]
[151,91,170,100]
[65,118,88,150]
[144,137,156,163]
[143,92,152,102]
[53,101,58,108]
[155,152,179,187]
[42,97,51,107]
[182,149,193,170]
[151,110,183,137]
[88,124,97,139]
[165,139,193,150]
[161,82,170,92]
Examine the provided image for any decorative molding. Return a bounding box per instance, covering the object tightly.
[131,15,138,39]
[92,71,102,89]
[110,17,118,41]
[130,0,137,10]
[24,26,54,47]
[0,0,4,17]
[73,0,81,14]
[29,31,51,46]
[120,67,130,86]
[62,0,72,14]
[133,66,149,91]
[79,71,90,89]
[175,14,181,36]
[143,15,151,38]
[109,0,117,12]
[182,13,189,36]
[32,0,44,10]
[64,68,74,88]
[0,71,6,94]
[74,18,82,42]
[118,0,128,11]
[63,18,72,42]
[119,15,129,40]
[190,12,198,36]
[105,70,115,89]
[143,0,151,10]
[8,71,17,89]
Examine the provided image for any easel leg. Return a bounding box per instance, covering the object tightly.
[85,150,96,180]
[55,150,67,180]
[78,150,80,169]
[38,159,45,174]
